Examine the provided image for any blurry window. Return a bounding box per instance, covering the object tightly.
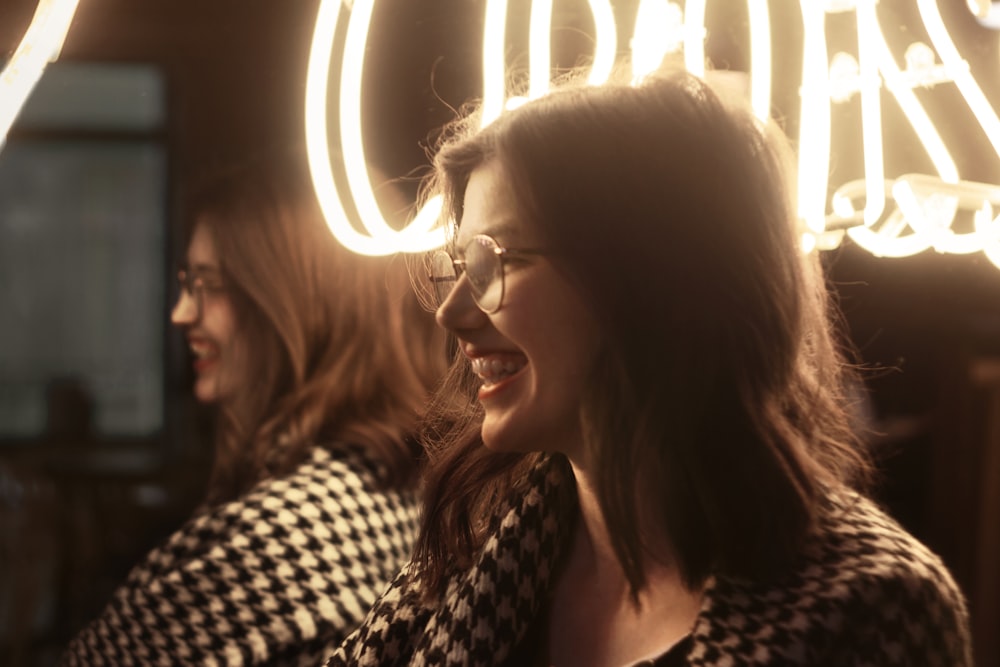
[0,63,166,439]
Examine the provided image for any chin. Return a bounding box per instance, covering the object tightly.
[480,421,534,454]
[193,382,219,404]
[479,427,509,453]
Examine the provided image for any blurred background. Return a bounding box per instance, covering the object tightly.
[1,0,998,665]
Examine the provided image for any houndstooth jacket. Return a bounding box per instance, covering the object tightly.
[326,454,973,667]
[62,444,420,666]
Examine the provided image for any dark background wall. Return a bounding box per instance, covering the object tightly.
[1,0,998,664]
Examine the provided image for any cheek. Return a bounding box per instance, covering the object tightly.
[217,333,248,394]
[500,268,601,371]
[515,306,600,391]
[212,339,247,404]
[206,300,241,349]
[539,294,600,357]
[228,337,250,374]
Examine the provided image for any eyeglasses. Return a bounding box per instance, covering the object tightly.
[429,234,547,313]
[176,267,225,319]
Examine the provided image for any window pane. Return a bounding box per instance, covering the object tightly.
[0,141,166,437]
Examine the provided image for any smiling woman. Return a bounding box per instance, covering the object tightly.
[172,226,245,406]
[327,64,974,667]
[60,151,448,665]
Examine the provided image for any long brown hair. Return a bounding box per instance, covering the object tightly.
[186,152,446,506]
[413,68,873,596]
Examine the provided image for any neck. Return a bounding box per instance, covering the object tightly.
[565,455,686,595]
[543,457,705,667]
[568,459,625,581]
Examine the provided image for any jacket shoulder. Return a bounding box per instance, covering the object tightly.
[695,491,973,666]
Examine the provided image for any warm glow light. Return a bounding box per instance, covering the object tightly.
[631,1,684,83]
[305,0,445,256]
[795,0,1000,268]
[918,0,1000,157]
[489,0,617,117]
[797,0,832,234]
[876,38,956,182]
[482,0,509,126]
[970,0,1000,28]
[587,0,618,85]
[530,0,553,100]
[0,0,80,150]
[747,0,772,122]
[839,2,1000,266]
[855,0,886,226]
[679,1,771,121]
[682,0,706,78]
[308,0,1000,268]
[843,173,1000,264]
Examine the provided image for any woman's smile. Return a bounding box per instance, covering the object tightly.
[470,354,527,389]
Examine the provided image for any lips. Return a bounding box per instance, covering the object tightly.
[187,336,220,372]
[470,354,527,387]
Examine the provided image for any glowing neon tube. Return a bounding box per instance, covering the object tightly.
[796,0,832,235]
[305,0,445,256]
[630,1,684,83]
[917,0,1000,159]
[0,0,80,150]
[529,0,553,100]
[855,0,885,226]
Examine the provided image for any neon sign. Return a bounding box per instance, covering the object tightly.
[305,0,1000,269]
[0,0,80,150]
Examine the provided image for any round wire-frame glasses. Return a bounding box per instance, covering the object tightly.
[429,234,547,313]
[176,267,225,320]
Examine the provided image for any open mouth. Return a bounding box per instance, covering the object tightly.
[470,355,527,388]
[188,338,220,370]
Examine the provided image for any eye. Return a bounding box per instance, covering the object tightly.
[199,278,225,292]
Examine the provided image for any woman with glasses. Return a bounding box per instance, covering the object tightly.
[62,154,447,665]
[328,67,972,666]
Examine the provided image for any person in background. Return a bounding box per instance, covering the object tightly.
[62,152,447,665]
[327,66,973,666]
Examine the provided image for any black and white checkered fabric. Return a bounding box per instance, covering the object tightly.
[327,454,973,667]
[62,444,420,666]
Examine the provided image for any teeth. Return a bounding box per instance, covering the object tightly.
[470,356,525,386]
[189,343,217,359]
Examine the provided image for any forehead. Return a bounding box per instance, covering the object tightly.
[456,160,527,247]
[186,221,219,267]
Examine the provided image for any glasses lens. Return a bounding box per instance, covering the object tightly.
[429,250,458,306]
[465,236,502,312]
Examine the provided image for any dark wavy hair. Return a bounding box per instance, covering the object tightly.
[413,67,873,597]
[185,152,447,507]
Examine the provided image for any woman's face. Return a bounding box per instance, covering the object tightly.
[170,223,245,405]
[436,160,602,457]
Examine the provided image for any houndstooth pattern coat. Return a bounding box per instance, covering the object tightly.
[62,444,420,666]
[326,454,973,667]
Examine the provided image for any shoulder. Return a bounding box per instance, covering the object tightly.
[247,444,418,514]
[195,444,420,562]
[139,444,421,624]
[141,445,418,556]
[62,445,422,665]
[806,490,967,611]
[694,489,972,666]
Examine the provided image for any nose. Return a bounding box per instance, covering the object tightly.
[435,273,487,333]
[171,290,199,327]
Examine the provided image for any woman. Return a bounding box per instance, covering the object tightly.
[328,69,973,666]
[62,154,446,665]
